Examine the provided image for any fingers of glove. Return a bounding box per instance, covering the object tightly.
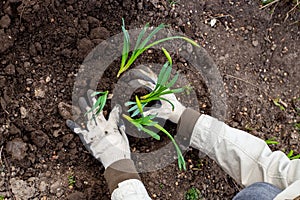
[77,133,92,153]
[128,79,156,90]
[119,126,129,146]
[87,89,97,106]
[131,67,157,84]
[66,119,86,134]
[79,97,90,114]
[108,104,121,125]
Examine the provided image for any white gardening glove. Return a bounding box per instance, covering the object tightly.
[66,90,130,169]
[128,66,186,124]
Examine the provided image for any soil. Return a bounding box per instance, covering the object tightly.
[0,0,299,199]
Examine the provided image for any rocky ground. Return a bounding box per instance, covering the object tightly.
[0,0,299,199]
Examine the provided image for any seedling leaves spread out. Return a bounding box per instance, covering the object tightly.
[86,91,108,116]
[117,18,200,77]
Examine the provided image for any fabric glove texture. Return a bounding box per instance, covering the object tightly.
[66,90,130,169]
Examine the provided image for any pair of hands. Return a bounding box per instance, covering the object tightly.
[67,67,186,169]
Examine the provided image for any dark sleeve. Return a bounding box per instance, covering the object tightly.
[175,108,201,150]
[104,159,141,194]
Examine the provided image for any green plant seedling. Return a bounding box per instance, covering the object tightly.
[185,187,202,200]
[265,138,279,145]
[68,175,76,187]
[123,96,186,171]
[272,98,285,111]
[126,51,184,117]
[118,19,200,77]
[86,91,108,116]
[287,150,300,160]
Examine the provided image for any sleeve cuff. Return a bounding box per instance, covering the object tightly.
[175,108,201,150]
[104,159,141,194]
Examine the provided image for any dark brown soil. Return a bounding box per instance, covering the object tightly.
[0,0,299,199]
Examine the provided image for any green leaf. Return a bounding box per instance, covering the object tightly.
[160,88,184,96]
[131,107,141,117]
[157,62,169,86]
[140,126,160,140]
[287,150,294,158]
[133,23,150,52]
[162,47,172,65]
[125,101,136,106]
[135,95,144,115]
[120,18,130,70]
[86,91,108,116]
[137,23,165,51]
[161,63,172,86]
[290,154,300,160]
[166,72,179,88]
[265,139,279,145]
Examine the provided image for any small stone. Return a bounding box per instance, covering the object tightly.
[45,76,51,83]
[89,27,110,40]
[9,123,21,135]
[30,130,49,148]
[20,106,27,118]
[137,2,143,10]
[58,102,80,120]
[271,43,277,51]
[34,85,46,98]
[50,181,62,194]
[210,18,217,27]
[0,14,11,28]
[5,64,15,75]
[10,178,36,199]
[39,181,48,192]
[6,138,28,160]
[77,38,93,57]
[0,29,14,53]
[252,40,259,47]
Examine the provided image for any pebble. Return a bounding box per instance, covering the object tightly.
[10,178,36,199]
[271,43,277,51]
[252,40,259,47]
[4,64,15,75]
[6,138,28,160]
[89,27,110,40]
[77,38,93,57]
[58,102,80,120]
[39,181,48,192]
[20,106,27,118]
[50,180,62,194]
[0,29,14,53]
[0,14,11,28]
[34,86,46,98]
[30,130,49,148]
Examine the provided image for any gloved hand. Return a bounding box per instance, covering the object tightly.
[128,66,186,124]
[66,90,130,169]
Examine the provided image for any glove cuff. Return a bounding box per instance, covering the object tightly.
[104,159,141,194]
[175,108,201,150]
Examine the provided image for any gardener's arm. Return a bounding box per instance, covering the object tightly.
[177,108,300,199]
[104,159,151,199]
[129,67,300,199]
[66,91,151,200]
